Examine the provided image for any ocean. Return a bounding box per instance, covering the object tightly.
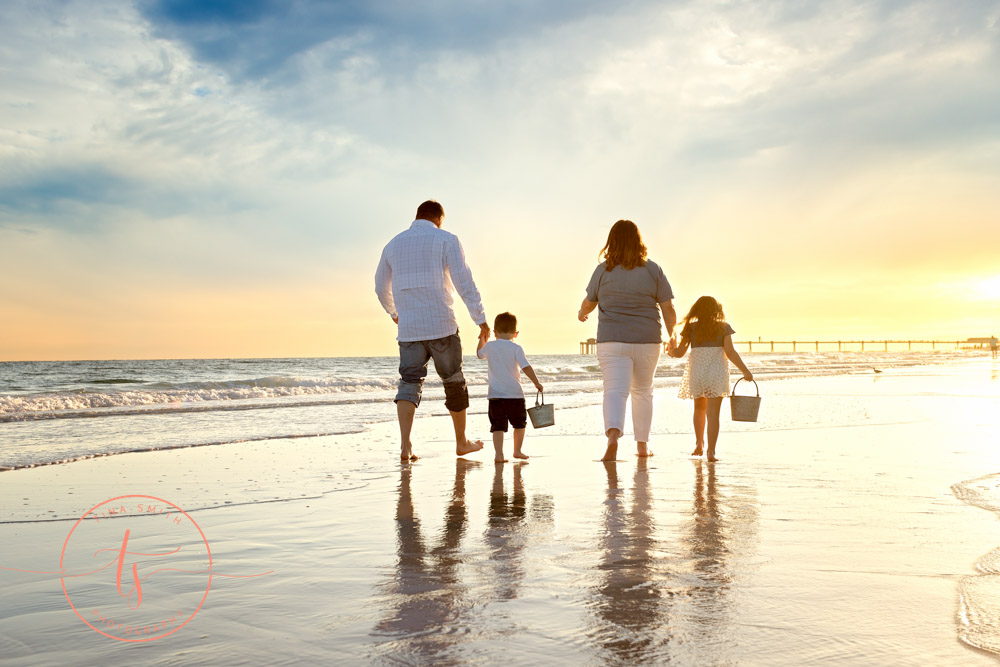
[0,349,981,471]
[2,350,1000,664]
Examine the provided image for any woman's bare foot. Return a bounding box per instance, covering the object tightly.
[513,451,529,459]
[494,456,507,463]
[637,442,653,457]
[707,455,720,462]
[691,443,704,457]
[457,439,484,456]
[601,430,620,461]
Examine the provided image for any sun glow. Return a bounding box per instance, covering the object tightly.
[975,276,1000,300]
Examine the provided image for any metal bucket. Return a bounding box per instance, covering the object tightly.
[527,392,554,428]
[730,378,761,422]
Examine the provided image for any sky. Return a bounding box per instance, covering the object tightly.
[1,0,998,360]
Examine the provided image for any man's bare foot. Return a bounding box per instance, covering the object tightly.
[637,443,653,457]
[691,443,704,457]
[707,455,720,462]
[456,439,484,456]
[495,456,507,463]
[513,451,529,459]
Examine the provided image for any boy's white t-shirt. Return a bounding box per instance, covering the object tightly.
[477,339,530,399]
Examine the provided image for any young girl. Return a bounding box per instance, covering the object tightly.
[667,296,753,461]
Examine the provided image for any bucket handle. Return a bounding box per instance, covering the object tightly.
[535,391,545,407]
[732,378,759,397]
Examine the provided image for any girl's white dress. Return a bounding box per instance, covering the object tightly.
[677,323,735,399]
[678,348,730,398]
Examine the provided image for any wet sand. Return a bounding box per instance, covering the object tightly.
[2,361,999,665]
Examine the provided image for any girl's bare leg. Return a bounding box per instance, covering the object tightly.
[692,397,707,456]
[706,397,723,461]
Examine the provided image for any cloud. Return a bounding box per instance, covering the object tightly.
[2,0,999,353]
[136,0,647,83]
[0,166,133,216]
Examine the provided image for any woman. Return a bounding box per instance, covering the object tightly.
[578,220,677,461]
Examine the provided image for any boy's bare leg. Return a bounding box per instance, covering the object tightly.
[691,397,707,456]
[512,428,528,459]
[601,427,621,461]
[706,397,723,462]
[450,409,484,456]
[493,431,506,462]
[397,400,418,461]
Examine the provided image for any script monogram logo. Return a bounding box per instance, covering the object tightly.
[60,495,213,642]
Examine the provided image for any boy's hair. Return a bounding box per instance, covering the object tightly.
[494,312,517,334]
[416,200,444,220]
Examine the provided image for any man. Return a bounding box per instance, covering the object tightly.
[375,200,489,460]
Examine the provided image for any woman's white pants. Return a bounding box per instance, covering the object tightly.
[596,342,661,442]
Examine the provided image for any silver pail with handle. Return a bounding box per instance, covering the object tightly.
[527,392,554,428]
[730,378,761,422]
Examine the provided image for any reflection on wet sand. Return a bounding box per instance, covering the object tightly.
[685,460,732,633]
[485,462,528,601]
[371,459,479,664]
[590,459,669,662]
[589,459,760,663]
[677,460,761,657]
[371,455,758,664]
[371,460,554,664]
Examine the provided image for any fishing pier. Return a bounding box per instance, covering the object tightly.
[579,337,997,354]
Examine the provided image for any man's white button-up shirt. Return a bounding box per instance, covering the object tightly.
[375,219,486,342]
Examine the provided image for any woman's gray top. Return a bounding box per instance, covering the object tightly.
[585,260,673,344]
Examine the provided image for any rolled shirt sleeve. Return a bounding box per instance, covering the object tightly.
[445,236,486,325]
[374,247,397,319]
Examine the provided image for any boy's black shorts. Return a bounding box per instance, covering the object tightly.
[488,398,527,432]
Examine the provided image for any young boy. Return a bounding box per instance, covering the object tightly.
[477,312,544,462]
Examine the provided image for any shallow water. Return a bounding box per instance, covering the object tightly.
[0,351,979,470]
[1,358,999,665]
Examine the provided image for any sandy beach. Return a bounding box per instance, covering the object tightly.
[2,359,1000,665]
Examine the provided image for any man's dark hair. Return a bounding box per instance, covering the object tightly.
[416,200,444,221]
[494,312,517,334]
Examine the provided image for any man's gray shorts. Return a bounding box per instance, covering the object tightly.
[395,332,469,412]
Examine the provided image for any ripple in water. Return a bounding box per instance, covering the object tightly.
[952,472,1000,656]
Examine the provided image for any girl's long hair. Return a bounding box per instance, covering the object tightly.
[680,296,726,345]
[599,220,647,270]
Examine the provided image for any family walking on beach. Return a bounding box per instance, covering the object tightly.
[375,200,753,463]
